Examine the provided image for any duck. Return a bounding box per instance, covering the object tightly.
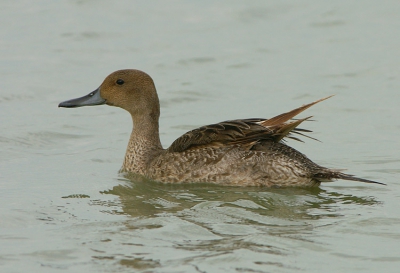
[59,69,384,187]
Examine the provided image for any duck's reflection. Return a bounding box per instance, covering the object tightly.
[96,173,382,271]
[99,172,380,221]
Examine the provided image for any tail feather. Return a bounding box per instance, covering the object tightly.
[315,171,385,185]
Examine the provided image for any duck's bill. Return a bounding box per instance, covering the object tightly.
[58,88,106,108]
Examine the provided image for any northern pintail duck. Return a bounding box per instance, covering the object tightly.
[59,69,383,187]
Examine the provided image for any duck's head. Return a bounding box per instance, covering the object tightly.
[59,69,160,117]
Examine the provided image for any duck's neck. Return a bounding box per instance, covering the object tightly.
[122,112,163,174]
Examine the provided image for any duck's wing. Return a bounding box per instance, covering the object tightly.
[167,96,333,153]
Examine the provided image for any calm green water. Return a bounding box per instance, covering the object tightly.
[1,1,400,272]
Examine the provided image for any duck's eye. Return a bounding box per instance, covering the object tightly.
[116,79,124,85]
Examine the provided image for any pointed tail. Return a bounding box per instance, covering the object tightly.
[315,171,385,185]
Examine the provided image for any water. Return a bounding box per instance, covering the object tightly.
[1,1,400,272]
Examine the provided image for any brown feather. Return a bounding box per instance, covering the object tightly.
[273,116,313,142]
[260,95,334,127]
[168,96,333,153]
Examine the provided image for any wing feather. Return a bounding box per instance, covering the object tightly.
[167,96,332,153]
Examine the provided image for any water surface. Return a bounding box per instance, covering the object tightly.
[1,1,399,272]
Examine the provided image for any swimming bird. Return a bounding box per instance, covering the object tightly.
[59,69,383,187]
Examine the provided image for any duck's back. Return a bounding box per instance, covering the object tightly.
[146,140,321,187]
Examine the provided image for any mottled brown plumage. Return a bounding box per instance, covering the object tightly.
[59,69,384,187]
